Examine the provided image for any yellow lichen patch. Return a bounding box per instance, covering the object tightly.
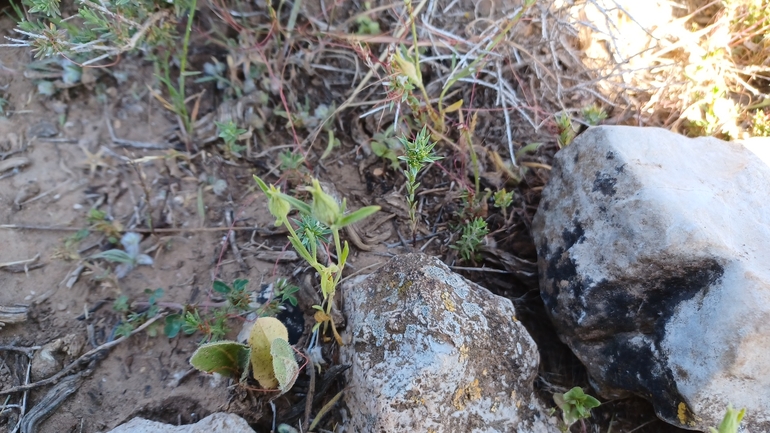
[409,395,426,406]
[441,291,456,312]
[459,344,469,360]
[677,402,696,426]
[490,397,500,413]
[453,379,482,410]
[397,280,413,296]
[512,315,519,322]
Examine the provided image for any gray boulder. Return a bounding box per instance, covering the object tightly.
[340,253,559,433]
[104,413,255,433]
[533,126,770,431]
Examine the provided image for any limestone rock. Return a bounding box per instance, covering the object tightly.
[340,253,558,433]
[104,413,254,433]
[533,126,770,431]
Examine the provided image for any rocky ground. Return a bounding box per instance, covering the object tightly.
[1,0,766,431]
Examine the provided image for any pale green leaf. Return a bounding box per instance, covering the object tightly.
[189,341,250,379]
[270,337,299,394]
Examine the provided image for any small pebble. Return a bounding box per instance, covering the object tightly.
[73,203,83,210]
[373,167,384,177]
[24,295,32,301]
[57,303,67,311]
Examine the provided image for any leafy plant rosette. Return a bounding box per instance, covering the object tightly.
[190,317,300,394]
[553,386,600,429]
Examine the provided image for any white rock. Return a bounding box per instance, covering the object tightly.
[533,126,770,432]
[340,253,559,433]
[104,413,254,433]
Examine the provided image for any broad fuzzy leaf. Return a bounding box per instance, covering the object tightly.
[189,341,250,379]
[248,317,289,389]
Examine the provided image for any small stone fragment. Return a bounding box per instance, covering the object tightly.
[105,412,255,433]
[27,120,58,138]
[14,181,40,209]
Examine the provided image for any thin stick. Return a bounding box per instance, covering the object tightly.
[105,117,167,150]
[0,346,41,355]
[0,315,163,397]
[449,266,512,274]
[0,224,270,233]
[0,254,40,270]
[301,349,315,432]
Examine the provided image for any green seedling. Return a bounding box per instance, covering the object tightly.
[191,317,299,394]
[216,120,249,159]
[113,288,164,338]
[275,100,336,132]
[556,113,577,148]
[321,129,341,160]
[91,232,153,279]
[293,214,331,253]
[370,125,403,169]
[751,110,770,137]
[581,104,607,126]
[493,189,514,219]
[398,127,442,238]
[254,176,380,345]
[451,217,488,263]
[709,405,746,433]
[212,278,250,310]
[553,387,600,431]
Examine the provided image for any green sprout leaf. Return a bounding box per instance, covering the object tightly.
[336,205,381,228]
[709,405,746,433]
[212,280,231,294]
[164,314,184,338]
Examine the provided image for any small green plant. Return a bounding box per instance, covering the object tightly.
[113,288,164,338]
[275,99,335,132]
[91,232,154,279]
[582,104,607,126]
[354,1,381,35]
[493,188,514,219]
[398,127,442,238]
[264,278,300,313]
[451,217,488,263]
[556,113,577,147]
[553,387,600,431]
[750,110,770,137]
[254,176,379,344]
[216,120,249,159]
[87,209,123,244]
[370,125,403,169]
[293,214,331,252]
[279,150,305,172]
[709,404,746,433]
